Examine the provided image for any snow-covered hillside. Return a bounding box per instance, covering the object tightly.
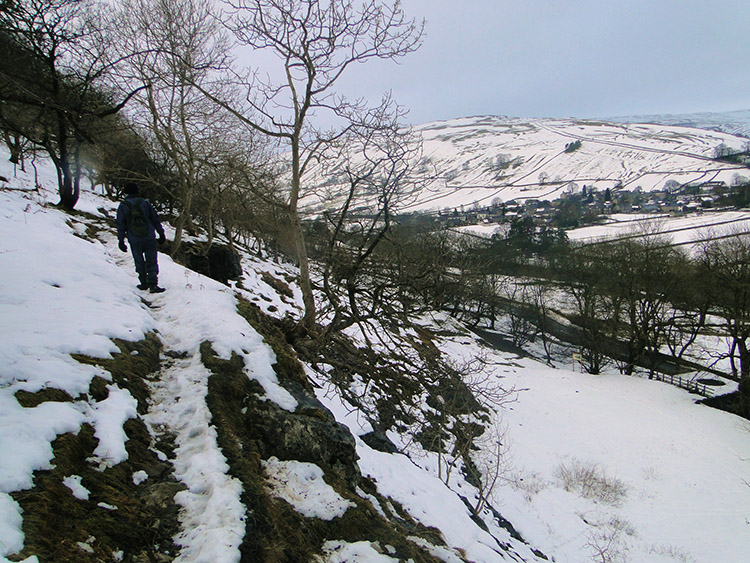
[611,109,750,139]
[302,115,750,215]
[2,152,750,563]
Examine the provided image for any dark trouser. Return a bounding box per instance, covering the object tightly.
[129,238,159,287]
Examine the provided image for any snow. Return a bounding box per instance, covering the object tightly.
[152,264,298,412]
[88,385,139,468]
[0,493,26,559]
[0,192,152,395]
[2,147,750,563]
[62,475,91,500]
[455,222,505,238]
[0,395,84,491]
[309,317,750,562]
[145,352,245,563]
[484,358,750,563]
[262,457,356,520]
[0,155,272,562]
[566,210,750,250]
[611,109,750,139]
[317,540,399,562]
[360,447,522,562]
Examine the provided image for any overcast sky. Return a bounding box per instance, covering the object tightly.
[333,0,750,125]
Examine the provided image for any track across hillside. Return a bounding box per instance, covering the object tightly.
[570,211,750,249]
[533,120,728,162]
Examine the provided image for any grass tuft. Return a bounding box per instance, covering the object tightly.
[555,460,628,506]
[8,334,182,562]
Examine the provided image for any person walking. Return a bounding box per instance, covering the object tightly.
[116,183,167,293]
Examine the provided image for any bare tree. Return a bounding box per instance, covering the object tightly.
[558,244,616,375]
[193,138,280,251]
[0,28,36,170]
[529,280,556,365]
[116,0,248,255]
[698,230,750,402]
[502,281,537,349]
[314,113,428,335]
[0,0,140,209]
[376,227,465,317]
[607,234,684,377]
[200,0,424,330]
[469,419,511,513]
[662,253,708,364]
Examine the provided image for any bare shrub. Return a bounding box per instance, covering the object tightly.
[647,544,696,563]
[469,420,513,512]
[507,470,548,503]
[584,515,636,563]
[555,460,628,506]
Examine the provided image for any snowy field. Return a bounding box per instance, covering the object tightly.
[566,210,750,249]
[456,210,750,255]
[1,150,750,562]
[314,311,750,563]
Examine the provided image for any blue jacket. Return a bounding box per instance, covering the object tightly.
[116,195,165,243]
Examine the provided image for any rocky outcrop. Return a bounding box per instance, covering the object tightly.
[173,241,243,285]
[199,305,457,562]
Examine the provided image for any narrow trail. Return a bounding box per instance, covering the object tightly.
[109,241,247,562]
[143,348,245,563]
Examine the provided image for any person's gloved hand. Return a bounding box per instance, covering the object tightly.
[158,233,166,244]
[118,240,127,252]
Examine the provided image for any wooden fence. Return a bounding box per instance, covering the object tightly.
[651,373,716,397]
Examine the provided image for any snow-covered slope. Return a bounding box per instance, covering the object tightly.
[0,161,295,562]
[2,152,749,563]
[302,115,750,215]
[0,155,544,562]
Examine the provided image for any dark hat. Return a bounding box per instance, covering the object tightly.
[124,182,140,196]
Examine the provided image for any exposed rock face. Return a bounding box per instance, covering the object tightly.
[360,429,399,454]
[258,381,362,489]
[202,344,361,490]
[198,305,460,562]
[175,242,242,285]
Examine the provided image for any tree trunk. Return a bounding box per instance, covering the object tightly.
[171,211,189,258]
[56,137,80,209]
[289,136,316,331]
[171,188,194,258]
[738,338,750,400]
[289,206,316,330]
[58,165,80,210]
[3,132,24,170]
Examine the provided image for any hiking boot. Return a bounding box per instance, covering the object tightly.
[149,285,166,294]
[137,283,149,290]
